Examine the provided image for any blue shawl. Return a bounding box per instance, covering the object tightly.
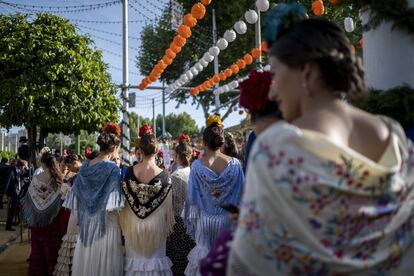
[71,160,123,246]
[187,158,244,215]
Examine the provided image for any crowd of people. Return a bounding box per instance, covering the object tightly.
[5,3,414,276]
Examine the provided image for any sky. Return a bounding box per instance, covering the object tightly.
[0,0,245,134]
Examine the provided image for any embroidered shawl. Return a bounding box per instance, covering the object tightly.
[171,166,190,217]
[228,118,414,275]
[71,160,123,246]
[23,176,62,227]
[120,168,175,256]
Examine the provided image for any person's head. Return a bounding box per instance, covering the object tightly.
[16,159,28,170]
[40,151,63,189]
[266,6,365,122]
[19,136,28,144]
[203,115,225,152]
[97,122,121,158]
[112,156,121,167]
[221,132,239,158]
[137,125,157,159]
[175,134,193,167]
[1,157,8,164]
[239,70,283,135]
[64,154,82,173]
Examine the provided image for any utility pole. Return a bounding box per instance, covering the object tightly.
[1,129,4,151]
[152,98,156,138]
[162,85,166,139]
[255,5,262,64]
[60,133,63,156]
[15,134,17,153]
[121,0,130,165]
[212,9,220,111]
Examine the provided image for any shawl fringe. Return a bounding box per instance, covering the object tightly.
[23,191,62,228]
[120,191,175,257]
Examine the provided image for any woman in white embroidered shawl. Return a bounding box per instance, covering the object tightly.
[120,125,175,276]
[65,123,125,276]
[228,4,414,275]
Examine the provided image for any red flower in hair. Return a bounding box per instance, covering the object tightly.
[102,122,121,137]
[192,148,201,159]
[139,124,153,137]
[157,151,164,158]
[239,70,273,114]
[85,147,92,158]
[178,134,191,145]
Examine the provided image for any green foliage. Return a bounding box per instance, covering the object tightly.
[129,112,153,143]
[0,13,120,134]
[0,151,16,161]
[45,131,97,153]
[337,0,414,36]
[353,86,414,129]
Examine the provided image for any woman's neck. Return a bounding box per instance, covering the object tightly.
[203,148,220,158]
[141,155,157,166]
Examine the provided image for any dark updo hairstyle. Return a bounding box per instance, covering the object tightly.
[139,133,158,157]
[203,123,225,151]
[222,132,239,159]
[97,124,121,153]
[64,154,80,165]
[40,151,63,190]
[270,19,365,99]
[175,143,193,167]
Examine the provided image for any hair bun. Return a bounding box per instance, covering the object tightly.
[102,122,121,137]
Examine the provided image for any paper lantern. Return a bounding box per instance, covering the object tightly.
[231,64,239,74]
[219,72,227,81]
[251,48,261,58]
[201,0,212,5]
[216,38,228,50]
[209,46,220,57]
[344,17,355,33]
[138,83,146,90]
[170,42,182,53]
[158,60,167,70]
[234,21,247,34]
[183,14,197,28]
[230,81,239,89]
[225,68,232,77]
[149,75,157,82]
[165,49,176,59]
[190,89,197,96]
[180,75,189,83]
[256,0,269,12]
[191,3,206,20]
[263,64,271,71]
[203,52,214,62]
[200,59,208,67]
[244,54,253,65]
[312,0,325,16]
[207,80,214,87]
[261,41,269,52]
[223,85,230,92]
[245,10,258,24]
[186,71,194,80]
[173,35,186,47]
[195,63,203,71]
[163,56,173,65]
[190,67,199,76]
[237,59,246,69]
[178,25,192,38]
[213,75,220,83]
[224,30,237,42]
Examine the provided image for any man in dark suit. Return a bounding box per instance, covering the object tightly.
[17,136,30,162]
[0,157,10,209]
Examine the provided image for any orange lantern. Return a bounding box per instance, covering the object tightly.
[237,59,246,69]
[219,72,227,81]
[201,0,212,5]
[149,75,157,82]
[163,56,173,65]
[231,64,239,74]
[191,3,206,20]
[170,43,182,54]
[190,89,197,96]
[213,75,220,83]
[244,54,253,65]
[173,35,186,47]
[207,80,213,87]
[261,41,269,52]
[158,60,167,70]
[178,25,192,39]
[251,48,261,59]
[165,49,176,59]
[312,0,325,16]
[225,68,232,77]
[183,14,197,28]
[138,83,146,90]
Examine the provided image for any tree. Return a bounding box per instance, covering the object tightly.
[137,1,362,121]
[155,112,199,139]
[129,112,153,143]
[0,13,120,164]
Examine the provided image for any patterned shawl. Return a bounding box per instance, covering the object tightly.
[120,167,175,256]
[23,176,62,227]
[228,119,414,275]
[72,160,123,246]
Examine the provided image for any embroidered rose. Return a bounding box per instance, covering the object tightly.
[211,188,223,197]
[274,244,293,263]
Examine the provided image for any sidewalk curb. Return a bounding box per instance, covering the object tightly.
[0,232,21,255]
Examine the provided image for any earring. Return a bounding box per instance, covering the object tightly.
[302,80,310,95]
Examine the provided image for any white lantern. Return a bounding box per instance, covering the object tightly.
[223,30,237,42]
[223,85,230,93]
[256,0,269,12]
[216,38,228,50]
[176,80,183,86]
[195,63,203,71]
[186,71,193,80]
[234,21,247,35]
[344,17,355,33]
[209,46,220,56]
[230,81,239,89]
[190,67,199,76]
[200,59,208,67]
[263,64,271,71]
[245,10,258,24]
[203,52,214,62]
[213,89,220,96]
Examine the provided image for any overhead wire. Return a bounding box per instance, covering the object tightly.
[77,28,140,51]
[75,24,141,41]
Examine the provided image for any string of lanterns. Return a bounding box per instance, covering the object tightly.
[189,45,268,96]
[138,1,211,90]
[1,0,121,13]
[165,0,270,95]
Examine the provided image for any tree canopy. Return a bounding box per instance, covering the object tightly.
[0,13,120,162]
